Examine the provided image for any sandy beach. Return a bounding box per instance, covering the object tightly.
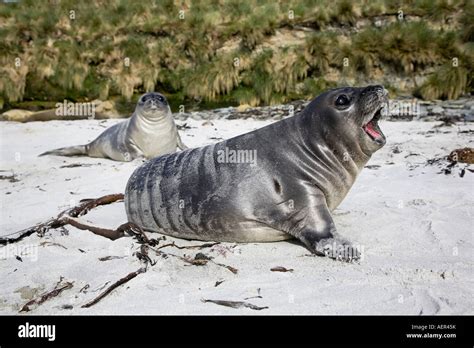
[0,117,473,315]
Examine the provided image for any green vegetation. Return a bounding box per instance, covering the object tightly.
[0,0,472,111]
[419,63,469,99]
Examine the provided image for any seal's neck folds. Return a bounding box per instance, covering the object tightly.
[292,111,370,210]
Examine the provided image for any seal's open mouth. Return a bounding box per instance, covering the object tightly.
[363,107,385,143]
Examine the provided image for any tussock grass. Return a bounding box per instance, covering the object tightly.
[420,63,469,100]
[0,0,471,108]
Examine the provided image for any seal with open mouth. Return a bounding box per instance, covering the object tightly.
[125,85,388,261]
[40,92,187,161]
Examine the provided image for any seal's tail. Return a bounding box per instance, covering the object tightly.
[39,145,87,157]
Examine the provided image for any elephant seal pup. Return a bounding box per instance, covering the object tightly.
[125,85,388,261]
[40,92,187,161]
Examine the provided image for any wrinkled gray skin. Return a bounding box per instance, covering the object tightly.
[125,86,388,261]
[40,92,187,161]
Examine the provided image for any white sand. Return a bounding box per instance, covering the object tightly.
[0,118,473,314]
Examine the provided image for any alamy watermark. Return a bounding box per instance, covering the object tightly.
[55,100,96,119]
[384,99,420,118]
[18,322,55,341]
[0,244,38,262]
[216,147,257,166]
[320,241,364,261]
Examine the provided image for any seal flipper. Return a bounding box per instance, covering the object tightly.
[39,145,88,157]
[288,198,361,262]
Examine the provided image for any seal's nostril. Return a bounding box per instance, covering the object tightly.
[362,85,385,96]
[369,85,387,98]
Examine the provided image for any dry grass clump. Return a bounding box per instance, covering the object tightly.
[0,0,471,108]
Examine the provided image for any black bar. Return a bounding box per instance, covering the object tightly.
[0,315,472,346]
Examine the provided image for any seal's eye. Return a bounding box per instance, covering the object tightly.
[335,95,350,107]
[141,95,152,103]
[157,95,165,103]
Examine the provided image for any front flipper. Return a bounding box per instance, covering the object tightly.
[313,237,361,262]
[289,198,361,262]
[122,139,146,161]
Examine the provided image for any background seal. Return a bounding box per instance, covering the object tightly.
[40,92,187,161]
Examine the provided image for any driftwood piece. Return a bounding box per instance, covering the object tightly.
[59,217,126,240]
[81,268,146,308]
[156,241,220,250]
[270,266,294,272]
[20,278,74,312]
[65,194,124,218]
[0,193,124,245]
[201,299,268,311]
[150,246,238,274]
